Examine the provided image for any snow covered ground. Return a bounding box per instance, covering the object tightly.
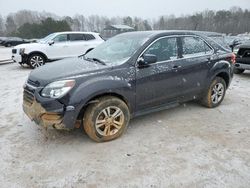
[0,54,250,187]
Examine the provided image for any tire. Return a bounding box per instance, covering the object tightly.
[201,77,226,108]
[234,68,245,74]
[83,96,130,142]
[28,53,45,69]
[5,43,11,47]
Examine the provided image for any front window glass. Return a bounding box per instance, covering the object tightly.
[39,33,57,43]
[85,33,150,65]
[53,34,68,43]
[182,37,212,58]
[144,37,178,62]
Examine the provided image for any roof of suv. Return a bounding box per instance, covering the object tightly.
[121,30,228,52]
[121,30,222,38]
[53,31,100,35]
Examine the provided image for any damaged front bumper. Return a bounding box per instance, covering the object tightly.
[23,100,67,129]
[23,83,79,130]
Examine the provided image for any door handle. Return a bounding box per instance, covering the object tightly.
[172,65,181,70]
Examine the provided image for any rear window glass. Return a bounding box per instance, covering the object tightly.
[182,37,212,58]
[84,34,95,40]
[69,34,84,41]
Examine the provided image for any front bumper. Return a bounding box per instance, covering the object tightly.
[12,53,28,64]
[23,100,67,129]
[23,84,79,130]
[12,54,22,63]
[235,63,250,70]
[235,57,250,70]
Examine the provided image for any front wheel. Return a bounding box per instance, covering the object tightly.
[83,96,130,142]
[28,54,45,69]
[201,77,226,108]
[5,43,11,47]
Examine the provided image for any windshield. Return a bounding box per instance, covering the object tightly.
[85,32,150,65]
[39,33,57,43]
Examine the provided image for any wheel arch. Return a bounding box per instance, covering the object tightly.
[28,51,48,61]
[215,72,230,89]
[76,92,131,121]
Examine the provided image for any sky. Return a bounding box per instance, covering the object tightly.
[0,0,249,18]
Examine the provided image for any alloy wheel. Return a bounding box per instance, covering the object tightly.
[95,106,125,136]
[30,55,44,68]
[211,83,224,104]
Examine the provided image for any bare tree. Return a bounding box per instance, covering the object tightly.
[0,14,5,35]
[5,15,16,35]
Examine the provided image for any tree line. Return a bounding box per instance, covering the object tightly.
[0,7,249,39]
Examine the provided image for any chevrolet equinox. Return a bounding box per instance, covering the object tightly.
[23,31,235,142]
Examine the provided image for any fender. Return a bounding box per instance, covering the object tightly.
[206,59,233,88]
[27,51,48,61]
[65,75,136,124]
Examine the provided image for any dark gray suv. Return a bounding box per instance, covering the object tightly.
[23,31,235,142]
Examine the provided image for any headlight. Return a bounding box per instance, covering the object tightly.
[41,80,75,98]
[19,48,25,55]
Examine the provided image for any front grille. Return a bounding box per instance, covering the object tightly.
[12,49,17,54]
[23,89,35,106]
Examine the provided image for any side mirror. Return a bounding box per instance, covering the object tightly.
[138,54,157,67]
[48,40,54,46]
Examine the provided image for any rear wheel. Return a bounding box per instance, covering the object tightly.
[201,77,226,108]
[83,96,130,142]
[28,54,45,69]
[233,68,245,74]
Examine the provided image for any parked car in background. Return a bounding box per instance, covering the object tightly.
[234,42,250,74]
[23,30,235,142]
[0,37,8,45]
[12,31,104,68]
[1,37,30,47]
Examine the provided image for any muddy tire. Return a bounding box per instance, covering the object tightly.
[201,77,226,108]
[83,96,130,142]
[233,68,245,74]
[28,53,45,69]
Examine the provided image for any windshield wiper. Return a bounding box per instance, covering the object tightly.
[92,58,106,65]
[83,56,106,65]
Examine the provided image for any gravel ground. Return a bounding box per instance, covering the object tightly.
[0,59,250,187]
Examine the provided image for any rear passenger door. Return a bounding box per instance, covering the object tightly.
[177,36,214,100]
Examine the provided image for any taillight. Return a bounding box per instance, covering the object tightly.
[231,53,236,64]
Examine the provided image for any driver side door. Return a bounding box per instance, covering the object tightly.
[136,36,183,112]
[46,34,70,60]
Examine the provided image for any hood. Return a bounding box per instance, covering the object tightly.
[239,42,250,49]
[15,42,40,49]
[28,57,111,86]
